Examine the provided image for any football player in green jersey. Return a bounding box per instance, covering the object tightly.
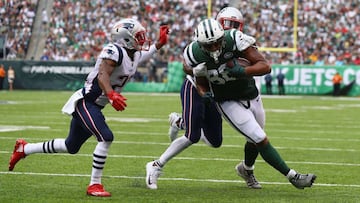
[165,7,266,189]
[188,18,316,189]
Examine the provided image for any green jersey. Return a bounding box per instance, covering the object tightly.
[183,29,259,102]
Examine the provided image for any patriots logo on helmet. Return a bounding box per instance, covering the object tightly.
[106,49,115,55]
[115,22,134,32]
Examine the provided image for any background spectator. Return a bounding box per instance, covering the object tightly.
[7,66,15,91]
[277,70,285,95]
[265,73,272,95]
[332,72,343,96]
[1,0,359,82]
[0,64,5,90]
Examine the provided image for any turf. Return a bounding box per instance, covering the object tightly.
[0,90,359,203]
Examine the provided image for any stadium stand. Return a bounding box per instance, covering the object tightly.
[1,0,359,70]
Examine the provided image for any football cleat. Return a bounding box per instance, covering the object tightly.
[9,139,28,171]
[168,112,181,141]
[146,161,162,189]
[86,184,111,197]
[289,173,317,189]
[235,161,262,189]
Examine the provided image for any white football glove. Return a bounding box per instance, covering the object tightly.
[192,62,207,77]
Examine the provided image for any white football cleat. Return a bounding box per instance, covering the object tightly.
[235,161,262,189]
[146,161,162,189]
[168,112,181,141]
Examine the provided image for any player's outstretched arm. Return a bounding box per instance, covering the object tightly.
[155,25,170,49]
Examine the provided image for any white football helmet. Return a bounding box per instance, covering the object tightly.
[111,18,151,51]
[216,7,244,31]
[194,19,225,63]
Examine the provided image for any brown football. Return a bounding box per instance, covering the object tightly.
[226,58,251,68]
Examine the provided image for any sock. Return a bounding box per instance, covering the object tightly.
[90,141,111,185]
[24,139,68,155]
[286,169,297,179]
[158,136,192,166]
[257,142,290,176]
[244,142,259,168]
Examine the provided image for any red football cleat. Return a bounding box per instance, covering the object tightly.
[86,184,111,197]
[8,139,28,171]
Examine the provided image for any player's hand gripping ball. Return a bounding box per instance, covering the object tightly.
[225,58,250,78]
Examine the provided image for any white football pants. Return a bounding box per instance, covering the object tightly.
[216,95,266,144]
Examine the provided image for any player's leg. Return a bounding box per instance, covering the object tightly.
[218,100,316,189]
[201,101,222,148]
[75,99,113,196]
[8,109,90,171]
[239,95,264,186]
[146,79,203,189]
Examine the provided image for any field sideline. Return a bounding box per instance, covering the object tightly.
[0,91,359,203]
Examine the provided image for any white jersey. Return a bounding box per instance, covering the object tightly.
[83,43,158,107]
[62,43,158,115]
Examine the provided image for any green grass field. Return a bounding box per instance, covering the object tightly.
[0,90,359,203]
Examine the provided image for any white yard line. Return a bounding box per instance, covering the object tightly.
[0,151,359,166]
[1,171,359,188]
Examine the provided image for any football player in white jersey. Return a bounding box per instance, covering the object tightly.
[8,18,169,197]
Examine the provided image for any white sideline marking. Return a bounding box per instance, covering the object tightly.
[1,171,359,188]
[0,151,359,166]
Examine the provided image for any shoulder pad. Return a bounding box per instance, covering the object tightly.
[99,43,122,64]
[183,42,200,67]
[231,30,256,51]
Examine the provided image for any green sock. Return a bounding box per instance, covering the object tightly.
[257,142,290,176]
[244,142,259,167]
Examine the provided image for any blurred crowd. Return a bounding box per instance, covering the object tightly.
[0,0,36,59]
[1,0,360,68]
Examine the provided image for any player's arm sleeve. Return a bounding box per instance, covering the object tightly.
[182,42,198,68]
[138,44,157,63]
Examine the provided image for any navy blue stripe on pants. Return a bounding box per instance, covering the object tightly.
[65,99,113,154]
[181,78,222,147]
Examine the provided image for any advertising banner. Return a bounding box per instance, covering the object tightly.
[0,60,359,96]
[263,64,360,96]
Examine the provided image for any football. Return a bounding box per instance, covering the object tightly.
[226,58,251,68]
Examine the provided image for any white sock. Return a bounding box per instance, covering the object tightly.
[243,162,255,170]
[158,136,192,166]
[24,139,67,155]
[286,169,297,179]
[90,141,111,185]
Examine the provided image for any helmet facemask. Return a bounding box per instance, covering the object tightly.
[199,37,224,63]
[134,30,151,51]
[218,17,244,31]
